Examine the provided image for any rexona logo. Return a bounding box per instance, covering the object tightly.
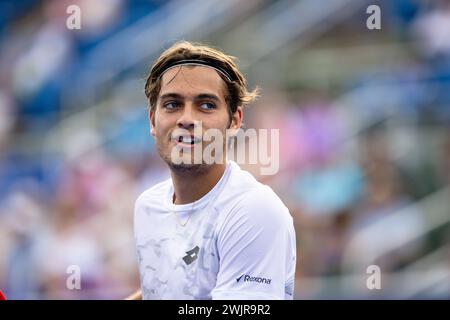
[236,274,271,284]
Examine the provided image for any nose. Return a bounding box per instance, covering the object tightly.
[176,103,199,130]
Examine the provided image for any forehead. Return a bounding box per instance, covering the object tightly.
[159,65,227,99]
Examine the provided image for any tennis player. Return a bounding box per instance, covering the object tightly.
[128,41,296,300]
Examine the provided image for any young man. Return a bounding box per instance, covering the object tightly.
[129,41,296,300]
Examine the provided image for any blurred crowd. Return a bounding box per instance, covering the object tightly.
[0,0,449,299]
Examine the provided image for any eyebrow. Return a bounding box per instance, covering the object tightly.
[159,93,221,103]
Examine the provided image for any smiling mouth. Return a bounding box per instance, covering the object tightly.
[173,135,201,145]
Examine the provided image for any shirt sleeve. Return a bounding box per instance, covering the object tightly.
[211,186,297,300]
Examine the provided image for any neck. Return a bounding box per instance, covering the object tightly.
[171,163,227,205]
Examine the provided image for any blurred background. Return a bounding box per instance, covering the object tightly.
[0,0,449,299]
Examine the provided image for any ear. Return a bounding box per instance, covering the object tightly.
[149,109,156,136]
[229,106,243,134]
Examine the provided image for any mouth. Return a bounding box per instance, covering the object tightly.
[172,134,202,147]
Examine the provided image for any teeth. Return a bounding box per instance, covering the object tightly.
[177,136,197,144]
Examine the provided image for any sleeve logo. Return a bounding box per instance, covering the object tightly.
[236,274,272,284]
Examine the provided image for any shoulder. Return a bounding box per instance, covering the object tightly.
[215,179,296,265]
[218,163,293,234]
[134,178,171,211]
[239,185,292,228]
[133,179,172,240]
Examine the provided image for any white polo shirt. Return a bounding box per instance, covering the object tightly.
[134,161,296,300]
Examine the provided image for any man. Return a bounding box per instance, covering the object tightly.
[128,41,296,300]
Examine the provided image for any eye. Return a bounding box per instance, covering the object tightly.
[200,102,216,111]
[163,101,179,110]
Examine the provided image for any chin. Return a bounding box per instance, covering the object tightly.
[168,162,210,175]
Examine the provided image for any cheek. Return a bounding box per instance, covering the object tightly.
[208,109,231,128]
[153,111,172,134]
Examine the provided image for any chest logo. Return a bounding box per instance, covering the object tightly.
[182,245,200,265]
